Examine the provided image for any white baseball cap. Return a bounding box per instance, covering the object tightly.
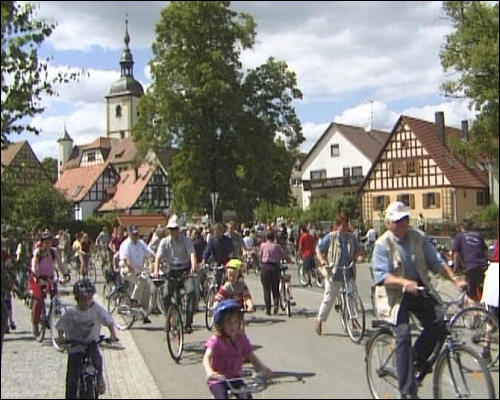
[167,214,179,229]
[385,201,410,222]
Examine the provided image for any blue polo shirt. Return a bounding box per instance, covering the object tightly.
[372,232,444,285]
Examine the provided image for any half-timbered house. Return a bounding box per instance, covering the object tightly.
[1,141,52,187]
[97,163,171,215]
[360,112,489,230]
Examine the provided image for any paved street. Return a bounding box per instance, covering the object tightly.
[2,261,498,398]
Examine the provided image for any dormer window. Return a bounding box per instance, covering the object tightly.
[87,150,96,163]
[115,105,122,117]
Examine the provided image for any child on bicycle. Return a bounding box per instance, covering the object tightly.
[214,259,254,313]
[203,299,272,399]
[56,278,119,398]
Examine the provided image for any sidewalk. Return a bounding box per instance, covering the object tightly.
[1,291,162,399]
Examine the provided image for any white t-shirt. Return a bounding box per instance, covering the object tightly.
[56,301,114,353]
[481,262,499,308]
[119,237,155,271]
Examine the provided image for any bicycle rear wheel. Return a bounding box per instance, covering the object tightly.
[345,291,365,343]
[433,344,495,399]
[365,330,399,399]
[205,288,216,330]
[107,290,136,330]
[33,297,48,342]
[315,269,324,288]
[449,306,499,368]
[166,304,184,362]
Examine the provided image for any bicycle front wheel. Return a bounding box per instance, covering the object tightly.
[279,280,287,311]
[107,290,136,330]
[449,306,499,368]
[365,330,399,399]
[297,264,308,287]
[315,269,325,288]
[205,288,216,331]
[49,297,67,352]
[166,304,184,362]
[345,291,365,343]
[433,344,495,399]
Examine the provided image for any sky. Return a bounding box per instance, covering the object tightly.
[12,1,478,161]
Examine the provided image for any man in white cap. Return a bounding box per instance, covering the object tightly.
[154,215,197,333]
[119,224,156,323]
[371,201,466,399]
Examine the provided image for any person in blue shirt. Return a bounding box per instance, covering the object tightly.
[314,213,362,336]
[202,223,234,267]
[372,201,466,399]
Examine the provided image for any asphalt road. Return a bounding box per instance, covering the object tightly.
[98,261,498,399]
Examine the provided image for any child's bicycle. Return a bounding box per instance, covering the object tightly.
[221,369,315,399]
[62,335,124,399]
[365,288,496,399]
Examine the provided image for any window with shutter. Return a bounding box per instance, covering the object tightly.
[422,193,428,209]
[401,161,408,176]
[435,192,441,208]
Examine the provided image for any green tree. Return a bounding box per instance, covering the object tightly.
[133,1,303,220]
[440,1,499,162]
[40,156,57,183]
[1,1,81,147]
[9,181,73,231]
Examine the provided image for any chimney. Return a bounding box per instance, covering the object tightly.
[461,120,469,142]
[435,111,445,146]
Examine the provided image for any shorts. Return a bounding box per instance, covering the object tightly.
[302,255,315,272]
[466,267,486,302]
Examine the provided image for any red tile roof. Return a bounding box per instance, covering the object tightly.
[98,163,155,212]
[402,116,488,188]
[55,163,110,202]
[1,141,26,175]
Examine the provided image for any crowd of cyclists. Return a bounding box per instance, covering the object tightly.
[1,201,498,399]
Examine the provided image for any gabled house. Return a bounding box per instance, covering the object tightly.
[1,140,52,187]
[300,123,390,209]
[55,161,120,220]
[97,163,171,215]
[359,112,489,230]
[54,19,174,221]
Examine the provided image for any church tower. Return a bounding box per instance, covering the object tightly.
[106,16,144,140]
[57,125,73,178]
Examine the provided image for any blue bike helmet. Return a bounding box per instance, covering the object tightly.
[73,278,96,299]
[214,299,241,325]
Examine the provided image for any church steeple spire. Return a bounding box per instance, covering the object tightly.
[120,13,134,77]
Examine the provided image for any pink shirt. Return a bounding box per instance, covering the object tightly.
[259,241,287,264]
[33,247,56,277]
[205,333,253,385]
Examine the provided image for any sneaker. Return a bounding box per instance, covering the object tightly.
[273,307,279,315]
[97,378,106,395]
[10,321,16,331]
[185,325,193,334]
[143,316,152,324]
[315,319,322,336]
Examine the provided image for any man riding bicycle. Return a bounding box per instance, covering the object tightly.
[30,231,70,336]
[119,224,156,324]
[154,215,198,333]
[372,201,466,399]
